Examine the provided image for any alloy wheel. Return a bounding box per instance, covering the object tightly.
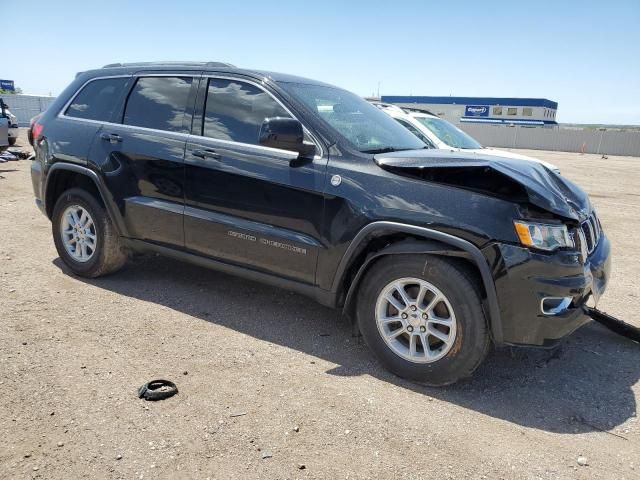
[60,205,97,263]
[375,277,457,363]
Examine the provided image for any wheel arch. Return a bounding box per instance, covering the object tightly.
[333,222,503,345]
[44,163,127,236]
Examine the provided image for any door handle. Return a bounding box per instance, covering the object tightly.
[100,133,122,144]
[192,148,221,160]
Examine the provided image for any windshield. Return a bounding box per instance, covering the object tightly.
[414,116,482,149]
[280,83,425,153]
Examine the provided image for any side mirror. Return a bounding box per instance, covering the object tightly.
[259,117,316,158]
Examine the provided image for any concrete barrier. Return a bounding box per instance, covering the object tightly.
[0,95,56,127]
[460,124,640,157]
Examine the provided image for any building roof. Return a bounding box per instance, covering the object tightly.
[381,96,558,110]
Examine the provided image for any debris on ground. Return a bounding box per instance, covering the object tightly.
[137,380,178,401]
[7,148,31,159]
[0,151,17,161]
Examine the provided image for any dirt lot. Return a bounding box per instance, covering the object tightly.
[1,128,638,479]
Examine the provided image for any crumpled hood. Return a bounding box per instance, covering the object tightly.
[375,149,591,221]
[472,148,560,172]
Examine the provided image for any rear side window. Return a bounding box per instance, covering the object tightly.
[65,77,128,121]
[123,77,193,132]
[203,78,290,144]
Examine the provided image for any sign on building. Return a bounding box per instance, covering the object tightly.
[464,105,489,117]
[0,79,15,91]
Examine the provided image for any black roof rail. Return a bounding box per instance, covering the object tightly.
[102,61,235,69]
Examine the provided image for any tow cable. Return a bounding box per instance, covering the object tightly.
[584,307,640,343]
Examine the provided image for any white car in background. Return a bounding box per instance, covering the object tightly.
[372,102,560,173]
[0,106,19,146]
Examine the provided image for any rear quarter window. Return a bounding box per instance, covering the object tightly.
[123,76,193,132]
[65,77,128,121]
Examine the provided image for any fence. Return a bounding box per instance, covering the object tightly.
[0,95,56,126]
[459,124,640,157]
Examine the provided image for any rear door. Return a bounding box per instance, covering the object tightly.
[53,76,131,167]
[88,74,198,247]
[183,76,327,284]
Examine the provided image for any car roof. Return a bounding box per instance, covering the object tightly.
[79,62,334,88]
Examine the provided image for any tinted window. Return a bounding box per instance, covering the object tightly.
[65,77,128,121]
[123,77,193,132]
[203,79,291,144]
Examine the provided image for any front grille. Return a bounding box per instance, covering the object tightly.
[580,212,602,254]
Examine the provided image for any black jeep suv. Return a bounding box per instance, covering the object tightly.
[31,62,611,385]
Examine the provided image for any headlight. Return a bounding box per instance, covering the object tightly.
[513,221,573,251]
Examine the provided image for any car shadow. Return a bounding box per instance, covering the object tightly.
[53,254,639,435]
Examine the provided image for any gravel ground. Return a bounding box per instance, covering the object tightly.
[1,129,638,479]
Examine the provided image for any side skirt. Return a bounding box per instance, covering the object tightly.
[124,239,338,309]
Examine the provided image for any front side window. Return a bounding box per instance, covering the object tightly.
[65,77,128,121]
[123,76,193,132]
[203,79,291,144]
[414,117,482,149]
[279,82,425,153]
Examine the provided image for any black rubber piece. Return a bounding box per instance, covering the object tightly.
[137,380,178,401]
[585,307,640,343]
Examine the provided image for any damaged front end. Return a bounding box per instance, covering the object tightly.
[375,149,613,347]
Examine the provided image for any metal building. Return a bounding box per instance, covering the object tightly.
[381,96,558,127]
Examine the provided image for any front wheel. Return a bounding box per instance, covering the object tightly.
[356,255,490,386]
[52,188,128,278]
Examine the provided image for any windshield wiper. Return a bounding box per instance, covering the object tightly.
[362,147,398,154]
[362,147,418,154]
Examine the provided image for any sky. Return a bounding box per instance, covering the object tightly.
[3,0,639,124]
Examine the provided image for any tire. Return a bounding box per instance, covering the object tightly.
[52,188,128,278]
[8,136,16,146]
[356,255,490,386]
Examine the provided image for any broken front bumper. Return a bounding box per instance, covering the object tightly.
[487,233,611,347]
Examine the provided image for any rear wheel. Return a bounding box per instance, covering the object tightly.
[357,255,489,385]
[52,188,128,278]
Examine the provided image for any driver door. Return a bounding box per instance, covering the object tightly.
[183,76,327,284]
